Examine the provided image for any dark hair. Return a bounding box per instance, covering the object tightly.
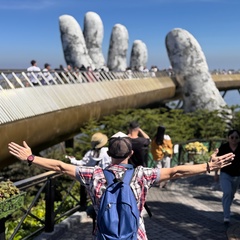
[79,65,86,71]
[227,129,240,137]
[108,137,132,159]
[129,121,139,129]
[31,60,36,66]
[155,126,165,145]
[44,63,50,68]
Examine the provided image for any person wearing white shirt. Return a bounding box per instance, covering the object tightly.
[67,132,111,169]
[27,60,41,85]
[42,63,54,85]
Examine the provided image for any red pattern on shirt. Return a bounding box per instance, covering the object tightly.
[75,164,159,240]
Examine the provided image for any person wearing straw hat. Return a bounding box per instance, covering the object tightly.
[67,132,111,169]
[66,132,111,213]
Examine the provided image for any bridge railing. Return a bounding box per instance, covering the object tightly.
[0,70,168,90]
[1,171,82,240]
[171,138,224,167]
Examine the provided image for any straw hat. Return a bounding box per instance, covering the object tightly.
[91,132,108,149]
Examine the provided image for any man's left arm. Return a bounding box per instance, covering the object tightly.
[159,149,234,181]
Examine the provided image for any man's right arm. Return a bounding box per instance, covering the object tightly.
[8,141,76,179]
[31,156,76,178]
[138,128,150,139]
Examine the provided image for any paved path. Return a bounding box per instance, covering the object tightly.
[39,173,240,240]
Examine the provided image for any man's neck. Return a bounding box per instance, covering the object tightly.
[128,130,138,138]
[112,158,129,165]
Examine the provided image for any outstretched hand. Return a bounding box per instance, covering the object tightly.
[65,155,76,163]
[209,149,235,170]
[8,141,32,161]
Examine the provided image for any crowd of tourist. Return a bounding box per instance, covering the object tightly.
[23,59,240,88]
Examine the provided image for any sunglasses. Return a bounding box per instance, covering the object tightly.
[230,136,239,140]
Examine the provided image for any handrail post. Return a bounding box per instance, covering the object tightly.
[65,138,74,149]
[178,144,183,165]
[0,218,6,240]
[208,140,212,152]
[45,178,55,232]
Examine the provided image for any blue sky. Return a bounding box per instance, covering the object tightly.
[0,0,239,71]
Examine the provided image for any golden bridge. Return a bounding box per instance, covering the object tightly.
[0,70,240,168]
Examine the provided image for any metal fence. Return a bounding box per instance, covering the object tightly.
[0,171,82,240]
[0,69,172,125]
[171,138,224,166]
[0,70,168,90]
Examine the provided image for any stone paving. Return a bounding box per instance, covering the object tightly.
[37,173,240,240]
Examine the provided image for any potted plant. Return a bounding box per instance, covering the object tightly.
[185,142,209,164]
[0,180,25,219]
[185,141,208,154]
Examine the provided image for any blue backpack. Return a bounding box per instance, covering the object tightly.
[97,168,139,240]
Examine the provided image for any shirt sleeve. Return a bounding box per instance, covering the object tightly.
[71,159,85,166]
[138,166,160,186]
[75,165,96,185]
[99,147,112,169]
[80,150,92,165]
[142,138,150,146]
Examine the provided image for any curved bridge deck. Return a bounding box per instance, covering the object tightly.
[1,70,240,168]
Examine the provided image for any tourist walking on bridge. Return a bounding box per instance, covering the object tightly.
[42,63,55,85]
[27,60,41,86]
[8,132,235,240]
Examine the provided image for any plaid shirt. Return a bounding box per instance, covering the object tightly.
[75,163,160,240]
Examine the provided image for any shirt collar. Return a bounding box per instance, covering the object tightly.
[119,163,134,169]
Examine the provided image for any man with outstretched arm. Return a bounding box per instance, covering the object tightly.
[8,132,235,240]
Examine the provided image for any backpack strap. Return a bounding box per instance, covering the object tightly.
[103,169,115,186]
[122,168,134,185]
[103,167,135,186]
